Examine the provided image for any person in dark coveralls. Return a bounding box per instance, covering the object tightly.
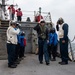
[34,19,50,65]
[15,24,26,62]
[14,23,21,64]
[18,31,26,60]
[48,28,58,61]
[56,17,69,65]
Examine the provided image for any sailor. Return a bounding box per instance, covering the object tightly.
[16,8,23,21]
[56,17,69,65]
[18,31,26,59]
[6,21,20,68]
[8,4,15,20]
[14,23,21,64]
[35,12,43,22]
[34,19,50,65]
[48,28,58,61]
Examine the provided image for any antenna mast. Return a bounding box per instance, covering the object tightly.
[2,0,5,12]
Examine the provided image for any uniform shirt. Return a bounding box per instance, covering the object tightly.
[34,24,48,40]
[19,35,25,46]
[58,24,64,38]
[35,15,43,22]
[48,32,58,46]
[7,26,20,44]
[8,6,15,14]
[16,10,23,16]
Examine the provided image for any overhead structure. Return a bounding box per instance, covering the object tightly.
[0,0,9,12]
[0,0,8,2]
[2,0,5,12]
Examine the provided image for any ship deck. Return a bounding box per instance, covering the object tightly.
[0,54,75,75]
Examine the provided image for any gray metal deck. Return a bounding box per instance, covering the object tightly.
[0,54,75,75]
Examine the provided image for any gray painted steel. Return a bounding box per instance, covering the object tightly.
[0,21,38,59]
[0,21,52,59]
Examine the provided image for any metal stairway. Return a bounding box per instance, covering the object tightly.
[0,20,9,59]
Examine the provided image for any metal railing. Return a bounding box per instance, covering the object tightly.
[5,9,52,23]
[68,36,75,61]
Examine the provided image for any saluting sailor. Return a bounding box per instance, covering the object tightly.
[34,19,50,65]
[56,17,69,65]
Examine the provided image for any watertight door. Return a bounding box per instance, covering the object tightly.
[21,27,32,53]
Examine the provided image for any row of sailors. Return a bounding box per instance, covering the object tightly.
[6,17,69,68]
[7,22,26,68]
[34,18,69,65]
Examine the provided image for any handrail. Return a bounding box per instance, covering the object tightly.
[68,36,75,61]
[71,36,75,42]
[4,9,52,22]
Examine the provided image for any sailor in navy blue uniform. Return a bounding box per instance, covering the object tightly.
[34,20,50,65]
[56,18,69,65]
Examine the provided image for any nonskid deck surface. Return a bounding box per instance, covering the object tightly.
[0,54,75,75]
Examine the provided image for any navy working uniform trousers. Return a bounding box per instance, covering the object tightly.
[7,43,16,66]
[38,39,49,63]
[60,37,68,63]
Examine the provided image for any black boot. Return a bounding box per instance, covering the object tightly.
[40,61,43,64]
[51,58,56,61]
[46,62,50,65]
[59,62,68,65]
[8,64,17,68]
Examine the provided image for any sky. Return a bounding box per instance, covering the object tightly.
[5,0,75,40]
